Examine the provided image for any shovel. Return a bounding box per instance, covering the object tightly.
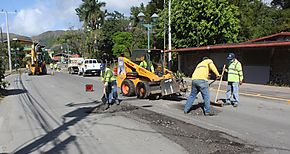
[212,65,226,107]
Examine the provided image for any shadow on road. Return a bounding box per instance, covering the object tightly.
[0,89,27,96]
[12,74,103,154]
[13,107,92,154]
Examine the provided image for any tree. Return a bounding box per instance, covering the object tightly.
[75,0,106,30]
[159,0,240,48]
[112,32,133,57]
[0,43,6,83]
[271,0,290,9]
[228,0,290,40]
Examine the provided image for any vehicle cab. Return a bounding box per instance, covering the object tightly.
[78,59,101,76]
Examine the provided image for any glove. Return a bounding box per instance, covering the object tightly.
[104,82,108,87]
[216,75,221,80]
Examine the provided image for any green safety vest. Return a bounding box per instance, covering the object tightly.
[101,67,116,83]
[139,60,154,72]
[227,59,243,82]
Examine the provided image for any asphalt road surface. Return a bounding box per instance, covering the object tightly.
[0,71,290,154]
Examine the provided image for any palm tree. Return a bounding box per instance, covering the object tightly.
[76,0,106,30]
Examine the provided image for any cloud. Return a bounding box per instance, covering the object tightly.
[103,0,150,15]
[11,0,150,36]
[12,0,82,36]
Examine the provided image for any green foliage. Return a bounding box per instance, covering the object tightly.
[0,80,10,90]
[0,43,7,82]
[271,0,290,9]
[228,0,290,40]
[75,0,106,30]
[10,42,26,68]
[112,32,133,57]
[159,0,240,48]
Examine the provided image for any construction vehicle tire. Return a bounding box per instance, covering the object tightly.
[121,79,135,96]
[136,81,150,99]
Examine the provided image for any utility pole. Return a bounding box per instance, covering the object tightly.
[0,26,3,43]
[168,0,172,69]
[0,10,16,73]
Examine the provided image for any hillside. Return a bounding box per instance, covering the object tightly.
[31,30,66,48]
[1,33,31,42]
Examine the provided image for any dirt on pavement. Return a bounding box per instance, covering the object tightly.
[90,103,258,154]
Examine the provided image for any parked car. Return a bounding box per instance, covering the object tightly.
[78,59,101,76]
[68,57,84,74]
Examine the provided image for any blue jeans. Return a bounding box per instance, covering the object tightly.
[226,82,239,104]
[108,80,118,104]
[184,80,211,114]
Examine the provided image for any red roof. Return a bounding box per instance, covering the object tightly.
[245,32,290,43]
[167,32,290,52]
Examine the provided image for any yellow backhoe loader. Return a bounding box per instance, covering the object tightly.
[117,49,187,99]
[27,43,47,75]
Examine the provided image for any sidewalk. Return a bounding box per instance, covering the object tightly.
[184,77,290,103]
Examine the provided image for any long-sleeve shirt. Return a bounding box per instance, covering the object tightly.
[191,59,220,80]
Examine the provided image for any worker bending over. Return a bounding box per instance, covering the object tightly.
[184,57,220,116]
[101,62,119,110]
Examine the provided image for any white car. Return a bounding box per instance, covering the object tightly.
[68,57,84,74]
[78,59,101,76]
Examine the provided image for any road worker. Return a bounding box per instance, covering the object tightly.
[224,53,243,107]
[111,62,120,105]
[139,56,154,72]
[50,62,53,70]
[184,57,220,116]
[53,62,58,73]
[101,62,119,110]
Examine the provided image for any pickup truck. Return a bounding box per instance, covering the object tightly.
[78,59,102,76]
[68,57,84,74]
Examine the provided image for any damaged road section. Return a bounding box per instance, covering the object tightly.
[90,103,258,154]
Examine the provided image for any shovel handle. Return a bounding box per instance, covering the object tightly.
[214,65,226,103]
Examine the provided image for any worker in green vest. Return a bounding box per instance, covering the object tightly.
[139,56,154,72]
[101,62,119,110]
[225,53,243,107]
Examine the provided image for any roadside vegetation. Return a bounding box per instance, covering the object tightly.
[35,0,289,69]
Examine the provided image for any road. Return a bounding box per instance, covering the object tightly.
[0,71,290,153]
[0,72,187,154]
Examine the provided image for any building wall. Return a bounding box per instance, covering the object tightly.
[178,48,274,84]
[270,47,290,85]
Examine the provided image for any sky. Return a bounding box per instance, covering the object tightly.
[0,0,150,36]
[0,0,272,37]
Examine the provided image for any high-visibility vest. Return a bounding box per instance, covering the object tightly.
[101,67,116,83]
[192,59,220,80]
[227,59,243,82]
[139,60,154,72]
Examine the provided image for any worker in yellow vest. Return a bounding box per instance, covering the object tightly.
[225,53,243,107]
[101,62,119,110]
[139,56,154,72]
[184,57,220,116]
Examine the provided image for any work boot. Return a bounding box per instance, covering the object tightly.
[233,103,238,107]
[116,100,120,105]
[204,112,215,116]
[104,103,110,110]
[224,102,231,106]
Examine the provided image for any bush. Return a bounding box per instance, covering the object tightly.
[0,80,10,89]
[0,58,5,83]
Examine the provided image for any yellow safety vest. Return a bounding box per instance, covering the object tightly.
[101,67,116,83]
[140,60,154,72]
[227,59,243,82]
[192,59,220,80]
